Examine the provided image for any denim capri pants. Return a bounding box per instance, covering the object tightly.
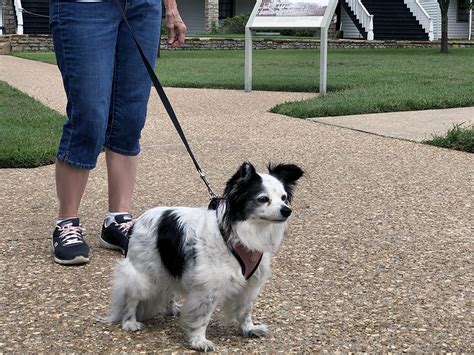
[50,0,162,169]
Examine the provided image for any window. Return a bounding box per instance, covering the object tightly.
[457,0,469,22]
[219,0,234,20]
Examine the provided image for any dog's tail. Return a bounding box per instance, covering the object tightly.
[101,258,151,324]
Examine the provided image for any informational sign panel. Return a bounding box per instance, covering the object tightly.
[245,0,338,95]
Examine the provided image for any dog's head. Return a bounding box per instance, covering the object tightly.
[222,162,304,225]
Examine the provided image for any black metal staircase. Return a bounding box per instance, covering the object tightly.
[21,0,50,34]
[343,0,429,41]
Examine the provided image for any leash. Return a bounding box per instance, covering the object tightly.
[112,0,219,201]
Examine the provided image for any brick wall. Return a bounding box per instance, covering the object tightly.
[2,0,17,34]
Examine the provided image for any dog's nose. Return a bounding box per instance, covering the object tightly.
[280,206,292,218]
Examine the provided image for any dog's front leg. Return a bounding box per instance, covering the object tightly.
[236,303,268,338]
[232,282,268,338]
[181,291,218,352]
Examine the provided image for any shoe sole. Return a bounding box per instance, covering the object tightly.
[99,235,125,254]
[51,242,89,265]
[54,255,90,265]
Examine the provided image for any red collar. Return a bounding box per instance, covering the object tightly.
[231,242,263,280]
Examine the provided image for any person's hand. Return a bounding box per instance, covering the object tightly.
[166,8,187,48]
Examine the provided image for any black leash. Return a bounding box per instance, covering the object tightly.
[112,0,219,201]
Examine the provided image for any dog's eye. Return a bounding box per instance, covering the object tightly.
[257,196,270,203]
[282,195,288,201]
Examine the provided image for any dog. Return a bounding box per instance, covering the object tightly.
[105,161,303,351]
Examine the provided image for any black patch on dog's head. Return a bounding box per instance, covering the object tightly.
[223,162,264,223]
[267,163,304,202]
[156,210,189,278]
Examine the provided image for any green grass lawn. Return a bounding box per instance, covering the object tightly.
[0,80,64,168]
[423,123,474,153]
[15,48,474,119]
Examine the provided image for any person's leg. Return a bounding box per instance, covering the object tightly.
[99,0,161,253]
[106,149,138,213]
[50,0,121,264]
[105,0,162,210]
[56,161,90,220]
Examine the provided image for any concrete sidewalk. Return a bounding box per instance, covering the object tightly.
[0,55,473,352]
[310,107,473,142]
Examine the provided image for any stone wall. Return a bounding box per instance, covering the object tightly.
[8,34,54,51]
[2,0,16,35]
[3,34,474,52]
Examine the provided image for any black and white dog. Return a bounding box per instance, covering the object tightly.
[105,162,303,351]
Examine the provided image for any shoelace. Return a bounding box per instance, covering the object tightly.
[59,224,85,246]
[116,220,135,234]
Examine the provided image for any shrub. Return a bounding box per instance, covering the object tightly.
[219,13,250,34]
[279,29,318,37]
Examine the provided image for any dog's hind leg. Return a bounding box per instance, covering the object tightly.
[121,297,144,332]
[166,297,182,317]
[181,290,218,352]
[107,258,150,331]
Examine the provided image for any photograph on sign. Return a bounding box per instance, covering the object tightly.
[257,0,329,17]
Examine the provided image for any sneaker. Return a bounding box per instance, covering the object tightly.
[99,213,134,255]
[52,218,90,265]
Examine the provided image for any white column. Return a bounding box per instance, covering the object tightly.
[0,2,4,36]
[14,0,23,34]
[204,0,219,33]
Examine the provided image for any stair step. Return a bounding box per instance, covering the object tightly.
[375,34,428,39]
[373,18,421,23]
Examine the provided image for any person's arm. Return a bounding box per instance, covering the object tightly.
[163,0,187,48]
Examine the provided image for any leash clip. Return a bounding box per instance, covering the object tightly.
[198,170,219,200]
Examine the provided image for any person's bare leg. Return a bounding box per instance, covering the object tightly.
[56,160,90,219]
[106,149,138,213]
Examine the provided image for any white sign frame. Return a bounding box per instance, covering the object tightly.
[245,0,338,95]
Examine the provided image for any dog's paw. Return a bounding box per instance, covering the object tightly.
[242,324,268,338]
[122,320,144,332]
[190,338,216,352]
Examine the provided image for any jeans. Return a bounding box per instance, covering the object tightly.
[50,0,162,169]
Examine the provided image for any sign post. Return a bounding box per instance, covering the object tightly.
[245,0,338,95]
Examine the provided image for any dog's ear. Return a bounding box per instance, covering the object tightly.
[224,161,258,197]
[237,161,257,182]
[267,163,304,184]
[267,163,304,202]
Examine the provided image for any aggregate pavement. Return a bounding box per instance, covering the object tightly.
[0,55,472,352]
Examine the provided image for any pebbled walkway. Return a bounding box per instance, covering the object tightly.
[0,55,472,352]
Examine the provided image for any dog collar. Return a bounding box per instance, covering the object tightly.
[231,242,263,280]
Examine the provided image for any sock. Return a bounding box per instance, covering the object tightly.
[104,212,130,227]
[55,217,79,226]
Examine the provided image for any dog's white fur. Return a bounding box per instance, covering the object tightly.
[105,162,303,351]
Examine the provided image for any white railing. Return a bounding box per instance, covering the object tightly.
[403,0,434,41]
[13,0,24,34]
[345,0,374,40]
